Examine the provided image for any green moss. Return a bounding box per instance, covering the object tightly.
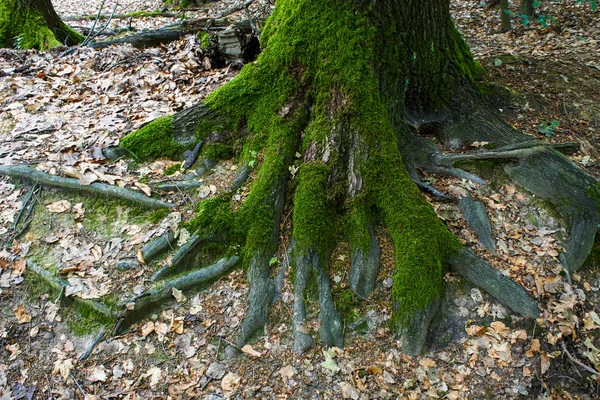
[333,287,362,322]
[346,198,372,254]
[201,143,233,161]
[164,163,181,176]
[293,162,336,253]
[0,0,83,50]
[197,31,212,50]
[120,116,186,160]
[187,195,239,238]
[148,208,170,224]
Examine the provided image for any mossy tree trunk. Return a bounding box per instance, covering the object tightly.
[0,0,83,50]
[120,0,599,354]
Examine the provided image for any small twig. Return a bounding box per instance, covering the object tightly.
[81,0,107,46]
[216,335,243,353]
[200,376,213,391]
[70,373,87,397]
[79,329,106,362]
[86,1,120,44]
[561,341,599,376]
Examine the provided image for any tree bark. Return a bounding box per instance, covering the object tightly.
[0,0,83,49]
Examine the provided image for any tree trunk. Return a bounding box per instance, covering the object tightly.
[0,0,83,49]
[521,0,535,19]
[118,0,599,355]
[500,0,512,31]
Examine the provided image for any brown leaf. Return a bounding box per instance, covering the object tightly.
[241,344,262,357]
[46,200,71,213]
[14,305,32,324]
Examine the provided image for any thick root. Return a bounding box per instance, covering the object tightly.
[446,248,540,318]
[292,249,314,354]
[347,205,381,298]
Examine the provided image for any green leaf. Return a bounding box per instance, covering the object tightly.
[269,257,278,266]
[494,59,503,67]
[320,348,341,373]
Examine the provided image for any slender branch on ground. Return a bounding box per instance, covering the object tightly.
[152,181,202,191]
[0,165,174,209]
[78,329,106,362]
[561,341,599,376]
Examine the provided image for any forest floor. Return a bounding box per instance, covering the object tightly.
[1,0,600,399]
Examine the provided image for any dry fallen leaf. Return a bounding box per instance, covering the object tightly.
[540,351,550,375]
[222,372,241,394]
[134,182,152,196]
[419,358,437,369]
[241,344,262,357]
[172,287,187,304]
[141,321,155,337]
[13,305,32,324]
[46,200,71,213]
[52,357,74,381]
[279,365,295,379]
[87,366,108,382]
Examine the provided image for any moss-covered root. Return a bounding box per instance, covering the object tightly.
[315,258,344,347]
[119,103,221,161]
[371,136,460,355]
[347,202,381,298]
[0,0,83,50]
[292,249,314,353]
[292,163,343,350]
[236,176,288,346]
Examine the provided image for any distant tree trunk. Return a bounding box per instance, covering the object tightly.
[521,0,535,18]
[0,0,83,49]
[500,0,512,31]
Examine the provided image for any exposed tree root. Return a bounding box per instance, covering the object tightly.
[348,218,381,299]
[457,197,496,254]
[106,0,599,357]
[445,248,540,318]
[151,233,223,281]
[140,231,177,263]
[0,165,173,209]
[118,256,240,330]
[26,260,116,320]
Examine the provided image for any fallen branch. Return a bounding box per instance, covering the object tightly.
[152,181,202,191]
[437,141,580,167]
[64,11,183,21]
[0,165,174,209]
[561,341,599,376]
